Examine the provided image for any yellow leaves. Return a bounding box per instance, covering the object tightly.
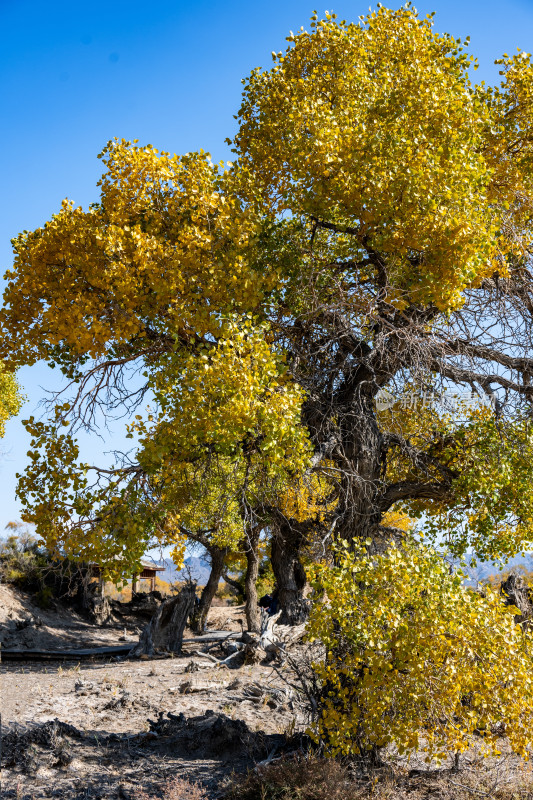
[308,539,533,760]
[278,468,336,523]
[0,362,23,438]
[1,141,263,367]
[233,6,517,310]
[419,414,533,560]
[381,509,413,533]
[137,317,310,479]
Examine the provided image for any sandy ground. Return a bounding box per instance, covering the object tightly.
[1,655,296,734]
[0,588,301,799]
[0,584,138,650]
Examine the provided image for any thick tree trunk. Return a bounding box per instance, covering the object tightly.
[190,545,228,634]
[271,523,309,625]
[335,391,385,551]
[131,583,195,656]
[244,527,261,634]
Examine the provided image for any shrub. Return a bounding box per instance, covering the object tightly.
[0,528,46,589]
[0,524,92,607]
[136,776,208,799]
[307,538,533,763]
[225,754,357,800]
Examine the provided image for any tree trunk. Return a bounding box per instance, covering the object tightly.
[81,580,111,625]
[244,527,261,633]
[190,545,228,634]
[501,573,533,627]
[131,583,196,656]
[222,571,244,596]
[334,391,385,551]
[271,523,309,625]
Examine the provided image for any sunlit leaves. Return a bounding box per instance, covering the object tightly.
[421,413,533,560]
[308,539,533,761]
[234,7,533,312]
[2,142,263,366]
[0,363,23,438]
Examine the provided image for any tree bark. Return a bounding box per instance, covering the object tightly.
[222,571,244,596]
[131,583,196,656]
[271,522,309,625]
[500,573,533,627]
[334,391,385,551]
[190,545,228,634]
[244,527,261,633]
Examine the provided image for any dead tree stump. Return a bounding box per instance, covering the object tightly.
[81,583,111,626]
[131,583,196,656]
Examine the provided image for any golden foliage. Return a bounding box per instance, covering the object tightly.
[308,539,533,761]
[234,7,533,311]
[3,142,263,366]
[0,363,22,438]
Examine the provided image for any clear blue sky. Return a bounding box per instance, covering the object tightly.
[1,0,533,532]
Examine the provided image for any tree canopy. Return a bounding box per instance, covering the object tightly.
[2,5,533,601]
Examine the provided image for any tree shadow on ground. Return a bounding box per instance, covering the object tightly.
[1,711,288,799]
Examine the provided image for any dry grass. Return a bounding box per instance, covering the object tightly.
[225,754,374,800]
[136,776,208,799]
[223,751,533,800]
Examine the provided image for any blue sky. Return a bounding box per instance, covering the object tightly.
[1,0,533,533]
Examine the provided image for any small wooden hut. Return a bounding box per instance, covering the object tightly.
[131,561,166,593]
[89,560,166,595]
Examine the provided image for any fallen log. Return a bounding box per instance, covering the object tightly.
[0,644,134,661]
[192,648,244,666]
[0,632,242,662]
[181,631,241,644]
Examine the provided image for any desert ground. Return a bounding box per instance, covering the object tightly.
[1,586,303,799]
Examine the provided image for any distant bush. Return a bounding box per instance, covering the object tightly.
[0,522,91,608]
[256,558,275,600]
[0,524,48,591]
[215,582,240,604]
[106,575,175,602]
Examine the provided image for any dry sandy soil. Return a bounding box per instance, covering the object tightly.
[0,584,140,650]
[1,587,302,799]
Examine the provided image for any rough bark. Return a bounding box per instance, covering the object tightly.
[81,582,111,625]
[131,583,196,656]
[271,523,309,625]
[190,545,228,634]
[334,391,385,550]
[500,573,533,627]
[244,527,261,634]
